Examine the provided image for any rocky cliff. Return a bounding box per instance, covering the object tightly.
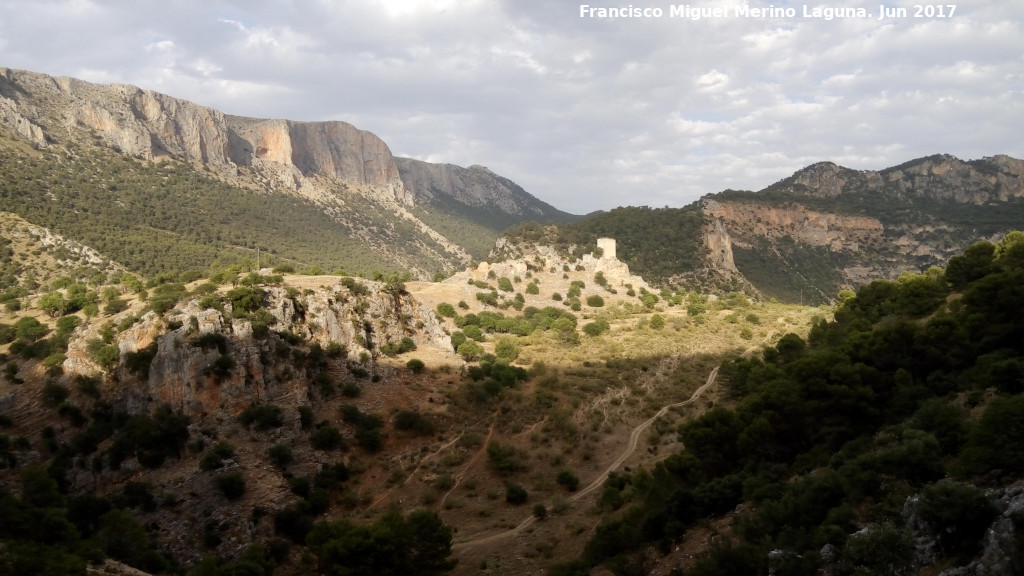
[0,66,573,278]
[59,279,449,420]
[696,154,1024,303]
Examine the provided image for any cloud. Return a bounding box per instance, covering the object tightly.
[0,0,1021,212]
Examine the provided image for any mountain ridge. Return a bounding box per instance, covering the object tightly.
[0,66,575,277]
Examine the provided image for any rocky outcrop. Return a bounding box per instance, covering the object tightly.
[775,154,1024,205]
[61,280,449,419]
[903,481,1024,576]
[702,197,885,254]
[0,67,409,200]
[696,154,1024,303]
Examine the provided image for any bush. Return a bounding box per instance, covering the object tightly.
[532,503,547,518]
[582,319,610,337]
[355,426,382,452]
[556,469,580,492]
[487,441,525,475]
[436,302,457,318]
[498,277,514,292]
[394,410,434,436]
[649,314,665,329]
[214,472,246,500]
[458,341,485,361]
[200,442,236,471]
[505,482,528,504]
[311,425,343,451]
[406,358,425,374]
[268,444,294,469]
[450,331,467,351]
[239,404,284,431]
[917,480,996,556]
[586,295,605,307]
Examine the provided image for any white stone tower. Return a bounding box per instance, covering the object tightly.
[597,237,616,260]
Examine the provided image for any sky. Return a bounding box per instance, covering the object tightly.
[1,0,1022,213]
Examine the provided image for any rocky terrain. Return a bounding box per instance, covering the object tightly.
[700,154,1024,303]
[0,66,574,277]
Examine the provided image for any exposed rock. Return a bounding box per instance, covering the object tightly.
[61,279,449,420]
[904,481,1024,576]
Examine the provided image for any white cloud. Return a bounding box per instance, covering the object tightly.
[0,0,1020,212]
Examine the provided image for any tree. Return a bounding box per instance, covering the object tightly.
[306,509,455,576]
[457,341,484,361]
[37,292,69,317]
[214,472,246,500]
[557,469,580,492]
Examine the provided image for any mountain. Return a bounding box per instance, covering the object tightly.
[397,158,575,259]
[0,67,574,278]
[708,154,1024,303]
[499,154,1024,304]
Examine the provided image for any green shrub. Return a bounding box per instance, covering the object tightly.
[505,482,528,504]
[394,410,434,436]
[214,472,246,500]
[239,404,284,431]
[268,444,294,469]
[458,341,484,361]
[586,295,604,307]
[311,425,343,450]
[436,302,457,318]
[582,320,610,337]
[406,358,426,374]
[556,469,580,492]
[200,442,236,471]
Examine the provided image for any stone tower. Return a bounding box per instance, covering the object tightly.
[597,237,616,260]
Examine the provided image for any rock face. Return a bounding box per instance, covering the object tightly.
[0,67,407,199]
[61,280,449,419]
[0,66,574,277]
[779,154,1024,204]
[696,154,1024,303]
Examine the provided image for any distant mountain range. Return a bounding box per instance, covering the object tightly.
[0,67,574,279]
[2,66,1022,302]
[499,154,1024,304]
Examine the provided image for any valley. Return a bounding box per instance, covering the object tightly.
[1,66,1024,576]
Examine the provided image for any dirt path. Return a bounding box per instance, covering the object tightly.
[452,358,726,552]
[367,431,466,510]
[440,417,496,508]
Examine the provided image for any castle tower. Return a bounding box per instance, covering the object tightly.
[597,237,616,260]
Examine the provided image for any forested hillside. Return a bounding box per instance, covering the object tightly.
[0,132,425,277]
[552,232,1024,575]
[498,205,711,285]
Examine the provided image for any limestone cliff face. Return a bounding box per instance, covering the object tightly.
[0,67,408,201]
[702,198,885,254]
[62,281,449,419]
[698,154,1024,303]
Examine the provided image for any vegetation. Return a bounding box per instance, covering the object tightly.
[501,205,706,286]
[561,233,1024,575]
